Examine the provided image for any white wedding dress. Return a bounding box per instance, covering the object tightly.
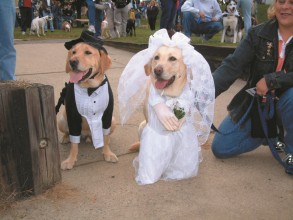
[133,85,202,185]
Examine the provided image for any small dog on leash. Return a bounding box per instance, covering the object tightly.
[126,19,136,37]
[62,20,72,32]
[30,15,53,37]
[101,19,110,39]
[221,0,244,43]
[57,30,118,170]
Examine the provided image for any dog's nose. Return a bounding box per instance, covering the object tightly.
[154,65,163,77]
[70,60,79,71]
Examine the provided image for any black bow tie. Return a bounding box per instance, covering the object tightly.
[87,78,107,96]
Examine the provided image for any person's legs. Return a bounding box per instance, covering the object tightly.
[94,9,104,37]
[120,7,129,37]
[20,7,27,33]
[48,11,54,31]
[212,116,264,158]
[200,21,223,40]
[86,0,96,26]
[182,11,197,38]
[238,0,252,34]
[0,0,16,80]
[277,88,293,154]
[160,0,176,30]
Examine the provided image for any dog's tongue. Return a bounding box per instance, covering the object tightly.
[155,80,169,90]
[69,72,85,83]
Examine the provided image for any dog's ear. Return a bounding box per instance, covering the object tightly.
[99,50,112,73]
[144,62,151,76]
[65,50,72,73]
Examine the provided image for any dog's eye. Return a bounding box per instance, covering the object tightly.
[169,56,177,61]
[154,55,159,60]
[72,51,76,55]
[85,50,92,55]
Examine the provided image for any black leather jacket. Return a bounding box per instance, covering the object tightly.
[213,18,293,123]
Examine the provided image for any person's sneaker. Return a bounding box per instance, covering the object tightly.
[22,31,26,35]
[283,153,293,165]
[283,153,293,175]
[275,141,285,152]
[201,34,208,43]
[88,25,96,33]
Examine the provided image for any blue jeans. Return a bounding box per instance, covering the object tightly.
[212,88,293,158]
[94,9,104,37]
[0,0,16,80]
[42,10,54,31]
[160,0,177,30]
[86,0,96,26]
[237,0,252,34]
[182,11,223,40]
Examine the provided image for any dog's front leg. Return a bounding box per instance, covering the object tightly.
[102,135,118,163]
[61,143,78,170]
[233,29,237,43]
[42,25,46,36]
[221,27,226,43]
[37,26,40,37]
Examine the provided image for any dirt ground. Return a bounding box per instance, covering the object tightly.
[0,41,292,220]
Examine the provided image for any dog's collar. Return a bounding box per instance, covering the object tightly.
[87,75,107,96]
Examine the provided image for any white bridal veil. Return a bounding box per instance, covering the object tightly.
[118,29,215,144]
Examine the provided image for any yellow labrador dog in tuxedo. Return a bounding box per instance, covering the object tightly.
[58,30,118,170]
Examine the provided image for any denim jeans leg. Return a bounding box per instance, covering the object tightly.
[0,0,16,80]
[203,21,223,40]
[86,0,96,26]
[212,116,264,158]
[277,88,293,154]
[160,0,176,30]
[94,9,104,37]
[182,11,196,38]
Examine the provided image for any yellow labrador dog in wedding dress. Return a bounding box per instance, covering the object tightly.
[118,29,215,185]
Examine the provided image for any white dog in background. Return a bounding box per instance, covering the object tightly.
[30,15,53,37]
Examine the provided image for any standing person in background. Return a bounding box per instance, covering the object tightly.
[113,0,131,37]
[237,0,252,35]
[181,0,222,41]
[160,0,177,32]
[147,0,159,31]
[41,0,55,32]
[52,0,63,30]
[0,0,16,80]
[86,0,97,33]
[212,0,293,175]
[135,8,141,27]
[19,0,33,35]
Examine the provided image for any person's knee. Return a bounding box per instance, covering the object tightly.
[279,88,293,109]
[182,11,193,20]
[211,140,230,159]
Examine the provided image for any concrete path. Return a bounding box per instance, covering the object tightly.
[0,40,292,220]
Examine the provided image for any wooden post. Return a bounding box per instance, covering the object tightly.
[0,81,61,197]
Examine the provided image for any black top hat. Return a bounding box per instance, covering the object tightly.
[64,30,108,54]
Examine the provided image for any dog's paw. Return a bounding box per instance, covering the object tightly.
[60,134,70,144]
[61,158,76,170]
[85,136,92,143]
[103,151,118,163]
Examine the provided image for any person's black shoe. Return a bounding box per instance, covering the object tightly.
[275,141,285,152]
[283,153,293,175]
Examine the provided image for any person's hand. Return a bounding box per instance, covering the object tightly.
[211,17,218,22]
[153,103,180,131]
[199,11,205,19]
[256,78,269,96]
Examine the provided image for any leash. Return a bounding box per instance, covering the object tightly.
[211,95,255,135]
[257,94,293,173]
[212,93,293,173]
